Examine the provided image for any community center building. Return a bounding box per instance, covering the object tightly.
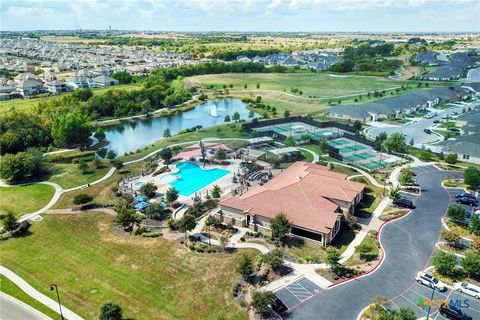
[218,162,365,245]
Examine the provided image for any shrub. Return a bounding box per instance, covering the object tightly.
[73,194,93,205]
[432,251,457,276]
[447,204,466,222]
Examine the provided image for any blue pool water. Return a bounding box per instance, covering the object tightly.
[161,162,230,196]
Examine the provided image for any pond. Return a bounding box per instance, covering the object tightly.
[100,99,252,156]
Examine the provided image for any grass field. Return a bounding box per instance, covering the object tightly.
[0,184,55,217]
[189,73,412,99]
[0,84,140,113]
[0,213,255,320]
[0,275,59,319]
[47,162,112,190]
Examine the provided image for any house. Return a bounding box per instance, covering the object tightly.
[66,76,94,89]
[92,75,119,87]
[45,80,73,93]
[16,79,44,96]
[414,51,447,66]
[218,162,365,245]
[13,72,38,85]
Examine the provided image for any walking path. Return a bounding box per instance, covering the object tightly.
[297,147,319,163]
[0,266,84,320]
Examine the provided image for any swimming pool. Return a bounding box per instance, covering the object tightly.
[135,181,145,187]
[161,162,230,196]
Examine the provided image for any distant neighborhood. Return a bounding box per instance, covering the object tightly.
[416,50,478,81]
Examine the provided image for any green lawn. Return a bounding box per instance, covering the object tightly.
[0,213,255,320]
[351,176,384,217]
[0,84,140,113]
[190,73,412,98]
[0,275,59,319]
[0,184,55,217]
[47,162,112,190]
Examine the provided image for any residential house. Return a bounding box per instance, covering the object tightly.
[16,79,44,96]
[93,75,119,87]
[45,80,73,93]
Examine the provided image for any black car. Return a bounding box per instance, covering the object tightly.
[455,193,476,200]
[424,128,432,134]
[457,197,478,206]
[439,304,472,320]
[394,198,415,208]
[433,119,440,123]
[271,298,288,313]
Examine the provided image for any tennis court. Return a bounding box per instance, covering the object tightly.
[328,138,351,146]
[344,152,376,162]
[362,160,388,170]
[338,145,367,153]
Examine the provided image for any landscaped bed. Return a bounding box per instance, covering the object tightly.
[0,213,257,320]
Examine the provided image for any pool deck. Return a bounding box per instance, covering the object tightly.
[130,159,243,204]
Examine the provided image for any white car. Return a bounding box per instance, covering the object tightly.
[453,282,480,299]
[415,271,447,291]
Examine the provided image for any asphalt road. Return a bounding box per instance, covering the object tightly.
[0,293,50,320]
[466,67,480,83]
[284,166,463,320]
[368,104,467,146]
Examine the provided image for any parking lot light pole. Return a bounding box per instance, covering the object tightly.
[426,285,436,320]
[50,284,64,320]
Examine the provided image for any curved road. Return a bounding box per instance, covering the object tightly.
[0,293,51,320]
[285,166,461,320]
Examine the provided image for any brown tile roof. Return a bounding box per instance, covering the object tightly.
[220,162,364,234]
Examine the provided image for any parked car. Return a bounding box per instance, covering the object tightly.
[394,198,415,209]
[424,128,432,134]
[455,193,475,200]
[272,298,288,313]
[457,197,478,206]
[439,304,472,320]
[453,282,480,299]
[451,111,459,115]
[433,119,440,123]
[415,271,447,291]
[448,128,460,132]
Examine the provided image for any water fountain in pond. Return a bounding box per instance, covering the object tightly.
[210,102,218,117]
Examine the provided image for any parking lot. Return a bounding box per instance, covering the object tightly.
[274,277,323,310]
[445,187,478,218]
[389,282,480,319]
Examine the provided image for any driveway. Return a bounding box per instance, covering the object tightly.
[367,104,468,146]
[284,166,463,320]
[466,67,480,83]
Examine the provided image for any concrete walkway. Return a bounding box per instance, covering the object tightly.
[297,147,320,163]
[0,266,84,320]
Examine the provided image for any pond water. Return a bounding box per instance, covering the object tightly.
[101,99,251,156]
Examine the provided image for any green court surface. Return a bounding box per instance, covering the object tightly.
[338,145,367,153]
[362,160,388,170]
[328,138,351,146]
[344,152,376,162]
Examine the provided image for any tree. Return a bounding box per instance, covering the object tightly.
[270,213,291,242]
[224,115,231,122]
[325,248,341,271]
[353,120,363,131]
[112,70,133,84]
[111,159,124,170]
[72,88,93,101]
[0,149,48,184]
[178,213,196,240]
[216,148,226,160]
[251,290,275,315]
[464,166,480,189]
[432,251,457,276]
[409,138,414,146]
[248,110,255,118]
[382,132,407,153]
[374,132,388,151]
[461,250,480,277]
[399,169,414,185]
[219,236,228,250]
[244,83,247,89]
[163,128,171,138]
[114,203,137,228]
[166,187,179,204]
[51,111,92,147]
[140,182,157,198]
[73,194,93,206]
[394,307,417,320]
[284,135,296,147]
[94,127,106,140]
[389,187,401,203]
[211,185,222,198]
[232,111,241,122]
[106,150,117,160]
[471,214,480,236]
[144,203,166,220]
[440,229,461,248]
[256,82,260,89]
[470,235,480,252]
[445,153,458,165]
[99,302,123,320]
[447,204,466,222]
[357,242,377,261]
[78,161,89,174]
[3,213,18,232]
[236,254,253,279]
[284,110,290,118]
[262,249,284,271]
[159,147,173,164]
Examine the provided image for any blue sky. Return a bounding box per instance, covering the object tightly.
[1,0,479,32]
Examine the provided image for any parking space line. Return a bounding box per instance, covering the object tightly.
[285,286,311,302]
[390,300,401,311]
[398,295,427,314]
